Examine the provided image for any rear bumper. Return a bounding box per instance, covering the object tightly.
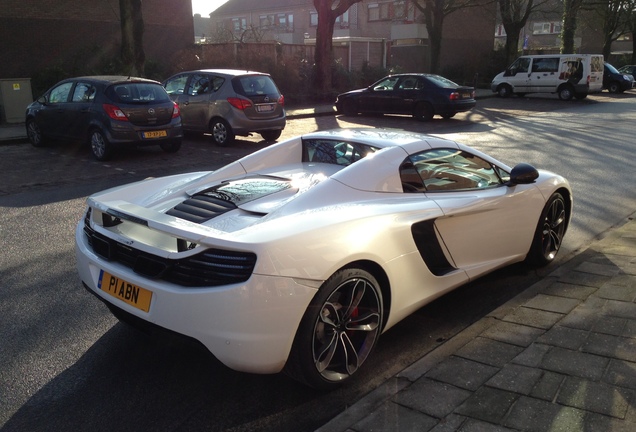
[106,119,183,146]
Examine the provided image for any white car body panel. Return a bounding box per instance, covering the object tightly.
[76,128,572,376]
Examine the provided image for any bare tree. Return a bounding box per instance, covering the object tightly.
[497,0,553,65]
[589,0,630,59]
[561,0,586,53]
[412,0,479,74]
[120,0,145,76]
[626,0,636,63]
[313,0,362,95]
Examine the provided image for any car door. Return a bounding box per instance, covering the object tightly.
[393,76,421,114]
[359,76,401,114]
[164,73,201,129]
[503,57,531,92]
[65,81,98,140]
[37,81,74,138]
[408,148,545,279]
[528,57,559,93]
[180,73,217,131]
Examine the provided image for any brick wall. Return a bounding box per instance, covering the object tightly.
[0,0,194,81]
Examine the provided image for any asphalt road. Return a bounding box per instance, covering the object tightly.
[1,92,635,432]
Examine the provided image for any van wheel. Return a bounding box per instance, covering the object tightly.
[497,85,512,98]
[558,86,574,101]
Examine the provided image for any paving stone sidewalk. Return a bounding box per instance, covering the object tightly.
[318,214,636,432]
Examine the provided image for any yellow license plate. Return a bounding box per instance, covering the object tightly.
[98,270,153,312]
[143,130,167,139]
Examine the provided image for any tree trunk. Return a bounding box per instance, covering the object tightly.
[561,0,582,54]
[314,1,336,97]
[120,0,145,76]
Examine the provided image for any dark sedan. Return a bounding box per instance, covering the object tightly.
[26,76,183,161]
[335,73,476,121]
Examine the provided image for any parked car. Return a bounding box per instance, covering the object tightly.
[491,54,604,100]
[76,128,572,390]
[617,64,636,81]
[163,69,286,146]
[603,62,635,93]
[335,73,476,121]
[25,76,183,161]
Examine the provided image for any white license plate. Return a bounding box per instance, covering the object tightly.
[256,104,275,113]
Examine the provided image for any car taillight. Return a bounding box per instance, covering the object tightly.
[172,101,180,118]
[103,104,128,121]
[449,92,460,101]
[278,95,285,107]
[227,97,253,110]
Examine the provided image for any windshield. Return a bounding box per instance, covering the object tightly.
[606,63,620,74]
[109,83,171,104]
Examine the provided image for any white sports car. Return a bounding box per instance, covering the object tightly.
[76,128,572,389]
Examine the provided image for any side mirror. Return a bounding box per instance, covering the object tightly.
[509,163,539,185]
[37,95,47,104]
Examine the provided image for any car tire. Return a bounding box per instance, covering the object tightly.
[260,130,282,142]
[26,119,46,147]
[558,86,574,101]
[526,192,568,267]
[413,102,434,121]
[89,129,113,161]
[285,267,383,390]
[608,82,621,93]
[160,139,182,153]
[497,84,512,98]
[341,99,358,116]
[210,118,235,147]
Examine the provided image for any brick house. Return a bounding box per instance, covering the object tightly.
[494,3,633,63]
[0,0,194,81]
[204,0,496,79]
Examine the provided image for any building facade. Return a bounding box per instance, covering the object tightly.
[0,0,195,81]
[204,0,496,77]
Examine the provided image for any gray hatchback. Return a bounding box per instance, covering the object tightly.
[163,69,286,146]
[25,76,183,161]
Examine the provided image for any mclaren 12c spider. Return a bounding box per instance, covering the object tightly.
[76,128,572,389]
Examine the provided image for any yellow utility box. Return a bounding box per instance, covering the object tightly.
[0,79,34,124]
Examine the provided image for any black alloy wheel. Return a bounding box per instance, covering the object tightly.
[527,192,568,267]
[285,267,383,390]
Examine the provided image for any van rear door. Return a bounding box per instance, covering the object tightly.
[588,55,604,93]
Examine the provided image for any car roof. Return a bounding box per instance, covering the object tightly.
[177,69,270,77]
[61,76,162,85]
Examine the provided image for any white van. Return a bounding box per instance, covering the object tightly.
[491,54,604,100]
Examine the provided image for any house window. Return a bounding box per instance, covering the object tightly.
[260,13,293,31]
[368,3,391,21]
[232,17,247,32]
[532,21,561,35]
[310,11,349,28]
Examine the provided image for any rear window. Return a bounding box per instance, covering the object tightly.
[108,83,171,104]
[232,75,280,97]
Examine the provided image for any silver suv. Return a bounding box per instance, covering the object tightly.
[163,69,286,146]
